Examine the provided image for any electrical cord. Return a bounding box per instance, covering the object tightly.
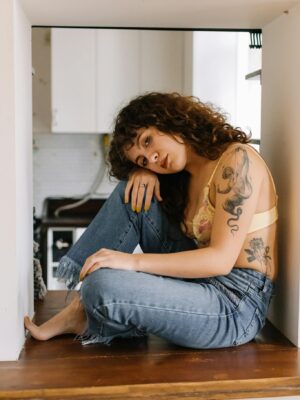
[53,134,110,218]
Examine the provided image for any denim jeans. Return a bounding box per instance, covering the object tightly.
[57,181,275,349]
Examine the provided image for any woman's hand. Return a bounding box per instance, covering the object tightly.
[79,249,136,281]
[124,168,162,212]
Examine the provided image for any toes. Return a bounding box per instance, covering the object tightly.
[24,316,47,341]
[24,315,32,330]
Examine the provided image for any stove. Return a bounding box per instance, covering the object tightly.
[40,197,106,289]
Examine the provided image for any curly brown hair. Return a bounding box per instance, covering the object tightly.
[108,92,250,226]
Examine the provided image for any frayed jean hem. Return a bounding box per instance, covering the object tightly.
[74,327,148,346]
[56,255,82,290]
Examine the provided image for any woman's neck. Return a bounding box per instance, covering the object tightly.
[184,146,211,177]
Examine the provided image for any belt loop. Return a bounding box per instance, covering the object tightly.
[262,276,271,293]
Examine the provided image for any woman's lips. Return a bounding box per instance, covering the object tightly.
[161,154,169,168]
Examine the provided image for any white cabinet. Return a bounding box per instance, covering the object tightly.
[51,29,97,133]
[95,29,140,133]
[51,28,185,134]
[140,30,183,93]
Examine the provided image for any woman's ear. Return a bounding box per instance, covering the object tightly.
[173,134,185,144]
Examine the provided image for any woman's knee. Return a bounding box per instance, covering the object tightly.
[80,268,128,312]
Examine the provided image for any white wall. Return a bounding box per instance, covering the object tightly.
[182,32,194,95]
[192,31,262,141]
[235,34,262,141]
[261,2,300,345]
[193,31,238,122]
[0,0,33,360]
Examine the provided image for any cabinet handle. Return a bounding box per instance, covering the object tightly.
[55,239,70,250]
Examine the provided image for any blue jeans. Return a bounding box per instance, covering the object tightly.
[57,181,275,349]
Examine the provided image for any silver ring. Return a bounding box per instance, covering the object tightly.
[139,183,146,188]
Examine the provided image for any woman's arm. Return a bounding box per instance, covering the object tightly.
[80,145,264,280]
[133,247,229,278]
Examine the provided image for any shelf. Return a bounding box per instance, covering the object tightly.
[245,69,261,80]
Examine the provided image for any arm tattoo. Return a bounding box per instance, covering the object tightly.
[217,147,252,234]
[244,237,272,269]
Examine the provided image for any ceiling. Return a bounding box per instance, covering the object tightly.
[21,0,300,29]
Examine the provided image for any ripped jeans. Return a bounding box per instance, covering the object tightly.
[57,181,275,349]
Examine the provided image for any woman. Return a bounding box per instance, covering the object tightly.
[24,92,277,349]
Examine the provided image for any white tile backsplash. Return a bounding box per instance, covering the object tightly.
[33,132,117,217]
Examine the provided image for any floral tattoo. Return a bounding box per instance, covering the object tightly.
[244,238,272,269]
[217,147,253,234]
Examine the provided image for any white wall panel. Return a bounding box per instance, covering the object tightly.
[262,2,300,346]
[140,30,183,94]
[0,0,32,361]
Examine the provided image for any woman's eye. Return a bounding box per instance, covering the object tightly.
[144,136,151,147]
[142,158,148,167]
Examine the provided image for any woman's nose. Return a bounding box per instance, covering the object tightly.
[149,152,159,164]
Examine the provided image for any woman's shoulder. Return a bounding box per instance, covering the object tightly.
[213,142,266,183]
[220,142,265,167]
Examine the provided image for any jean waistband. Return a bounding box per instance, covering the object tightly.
[229,267,275,294]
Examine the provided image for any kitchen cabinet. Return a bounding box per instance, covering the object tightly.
[51,28,185,134]
[140,30,183,93]
[95,29,140,133]
[51,29,97,133]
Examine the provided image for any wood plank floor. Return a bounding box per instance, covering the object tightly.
[0,291,300,399]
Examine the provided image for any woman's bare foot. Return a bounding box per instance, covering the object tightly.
[24,294,87,341]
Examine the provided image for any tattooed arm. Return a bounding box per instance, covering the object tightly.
[208,144,264,269]
[217,146,253,234]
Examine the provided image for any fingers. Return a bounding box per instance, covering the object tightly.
[80,261,99,281]
[124,171,142,211]
[124,172,162,212]
[124,179,133,205]
[135,184,147,212]
[80,248,112,281]
[80,249,132,281]
[80,254,98,281]
[131,182,155,212]
[130,180,140,211]
[136,180,162,212]
[154,179,163,202]
[143,183,155,211]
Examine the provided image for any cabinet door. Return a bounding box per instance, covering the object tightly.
[140,31,184,93]
[96,29,140,133]
[51,28,96,133]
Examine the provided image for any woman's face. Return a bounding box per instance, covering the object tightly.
[124,126,188,174]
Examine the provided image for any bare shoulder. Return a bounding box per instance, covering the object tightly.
[215,143,265,182]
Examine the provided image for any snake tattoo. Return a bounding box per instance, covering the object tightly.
[217,147,253,234]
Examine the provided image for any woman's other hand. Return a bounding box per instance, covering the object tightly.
[79,249,136,281]
[124,168,162,212]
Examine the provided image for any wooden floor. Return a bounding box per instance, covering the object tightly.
[0,291,300,399]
